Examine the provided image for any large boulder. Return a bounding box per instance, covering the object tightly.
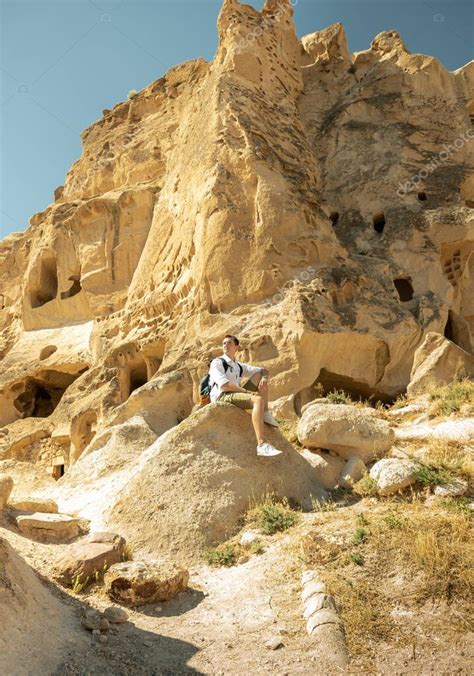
[339,456,366,488]
[104,561,189,607]
[105,404,326,564]
[0,475,13,509]
[298,449,344,490]
[297,404,394,462]
[407,333,474,397]
[54,532,126,586]
[369,459,416,496]
[16,513,83,543]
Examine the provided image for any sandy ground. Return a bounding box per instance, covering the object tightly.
[2,499,473,676]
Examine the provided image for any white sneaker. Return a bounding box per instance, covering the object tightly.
[263,411,279,427]
[257,442,283,457]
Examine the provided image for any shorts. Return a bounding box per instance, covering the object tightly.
[217,378,258,410]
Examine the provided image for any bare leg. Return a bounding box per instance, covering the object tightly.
[251,394,265,445]
[246,373,269,411]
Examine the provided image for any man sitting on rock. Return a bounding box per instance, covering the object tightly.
[209,334,283,457]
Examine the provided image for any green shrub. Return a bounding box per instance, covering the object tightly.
[441,497,473,518]
[350,552,364,565]
[353,527,367,545]
[127,89,138,100]
[206,543,237,567]
[353,474,378,497]
[383,512,409,530]
[249,540,264,555]
[413,461,455,487]
[247,495,299,535]
[326,389,352,405]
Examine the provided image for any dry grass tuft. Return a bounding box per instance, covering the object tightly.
[428,378,474,418]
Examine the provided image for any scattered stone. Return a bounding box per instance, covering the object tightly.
[434,479,468,497]
[237,555,249,564]
[92,629,101,636]
[99,634,108,644]
[298,449,344,490]
[298,404,394,461]
[54,532,126,586]
[8,498,58,513]
[98,617,109,632]
[301,580,326,604]
[103,606,128,624]
[0,475,13,510]
[16,512,82,543]
[82,610,102,632]
[369,458,416,496]
[239,531,259,546]
[265,636,283,650]
[306,609,342,634]
[104,561,189,607]
[143,640,153,647]
[339,455,366,488]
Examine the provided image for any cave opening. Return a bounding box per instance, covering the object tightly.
[60,275,82,299]
[417,191,428,201]
[394,278,414,302]
[129,359,148,395]
[373,213,386,234]
[329,212,340,226]
[12,372,79,419]
[52,463,65,480]
[31,254,58,308]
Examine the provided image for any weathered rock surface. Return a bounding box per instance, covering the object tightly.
[54,532,126,586]
[339,455,366,488]
[298,448,344,490]
[103,606,129,624]
[16,512,83,543]
[8,497,58,513]
[0,474,13,509]
[104,561,189,607]
[298,404,395,461]
[433,479,468,497]
[407,333,474,396]
[369,459,416,495]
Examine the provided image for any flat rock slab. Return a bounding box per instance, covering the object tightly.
[104,561,189,607]
[16,512,82,543]
[54,533,126,586]
[9,498,58,513]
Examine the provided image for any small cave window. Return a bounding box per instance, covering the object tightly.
[373,213,385,234]
[329,212,339,226]
[417,191,428,201]
[31,254,58,308]
[60,275,82,300]
[444,312,455,342]
[128,358,148,396]
[394,278,414,302]
[39,345,58,360]
[52,463,65,480]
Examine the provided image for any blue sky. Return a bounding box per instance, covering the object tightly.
[1,0,473,239]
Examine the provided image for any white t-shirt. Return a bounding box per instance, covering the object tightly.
[209,354,262,403]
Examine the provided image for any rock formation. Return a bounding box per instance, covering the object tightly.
[0,0,473,555]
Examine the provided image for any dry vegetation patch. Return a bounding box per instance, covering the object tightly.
[428,378,474,418]
[299,501,473,668]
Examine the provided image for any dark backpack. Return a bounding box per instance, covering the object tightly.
[199,357,243,402]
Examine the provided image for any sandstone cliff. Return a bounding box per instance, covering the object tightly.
[0,0,473,469]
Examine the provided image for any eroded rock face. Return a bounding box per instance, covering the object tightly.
[0,1,473,562]
[0,475,13,509]
[407,332,474,396]
[297,403,395,461]
[16,512,83,543]
[104,561,189,607]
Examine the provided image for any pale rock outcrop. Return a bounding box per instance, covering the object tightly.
[339,456,366,488]
[104,561,189,607]
[396,417,474,443]
[369,458,416,495]
[268,394,298,421]
[0,474,13,509]
[298,403,394,461]
[407,332,474,396]
[106,404,326,564]
[433,479,468,497]
[0,537,88,674]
